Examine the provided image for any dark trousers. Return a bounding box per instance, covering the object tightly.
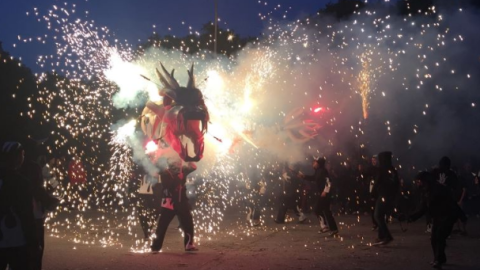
[314,196,338,231]
[370,198,378,227]
[31,218,45,270]
[431,216,456,263]
[0,246,29,270]
[137,195,161,239]
[374,198,393,240]
[276,195,299,222]
[248,193,263,221]
[151,201,194,251]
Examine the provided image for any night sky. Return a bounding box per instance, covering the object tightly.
[0,0,332,69]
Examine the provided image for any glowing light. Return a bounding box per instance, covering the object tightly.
[145,140,158,154]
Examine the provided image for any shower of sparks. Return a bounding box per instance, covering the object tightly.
[11,1,475,252]
[358,53,372,119]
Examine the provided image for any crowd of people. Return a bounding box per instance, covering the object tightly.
[0,139,91,270]
[1,138,479,269]
[241,152,479,269]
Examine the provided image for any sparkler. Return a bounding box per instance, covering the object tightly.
[358,53,372,120]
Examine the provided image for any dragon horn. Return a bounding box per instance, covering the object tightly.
[156,68,171,89]
[160,62,180,89]
[187,63,195,89]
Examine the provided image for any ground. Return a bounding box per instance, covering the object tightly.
[43,211,480,270]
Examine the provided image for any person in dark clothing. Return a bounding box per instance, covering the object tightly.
[432,157,467,235]
[275,163,302,224]
[246,177,266,226]
[372,151,399,245]
[300,157,338,236]
[460,163,480,216]
[136,174,162,239]
[151,159,198,253]
[368,155,379,230]
[337,162,356,214]
[20,139,60,270]
[0,141,39,270]
[408,171,460,269]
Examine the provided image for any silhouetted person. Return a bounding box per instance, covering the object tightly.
[136,174,162,239]
[432,157,467,235]
[20,139,59,270]
[151,159,198,253]
[372,151,399,245]
[275,162,302,223]
[246,177,266,226]
[408,171,460,269]
[300,157,338,236]
[368,155,379,230]
[0,141,38,270]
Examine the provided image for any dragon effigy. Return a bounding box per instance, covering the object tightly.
[141,63,209,162]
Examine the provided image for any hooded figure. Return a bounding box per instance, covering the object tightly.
[408,171,460,269]
[371,151,399,245]
[301,157,338,236]
[20,138,59,270]
[432,156,467,235]
[434,157,461,198]
[0,141,38,270]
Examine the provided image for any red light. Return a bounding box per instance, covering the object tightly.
[313,107,323,113]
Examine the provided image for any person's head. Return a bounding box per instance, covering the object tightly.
[48,156,56,166]
[1,141,25,170]
[378,151,393,170]
[415,171,434,191]
[313,157,326,170]
[439,156,451,171]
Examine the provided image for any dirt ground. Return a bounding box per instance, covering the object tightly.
[43,212,480,270]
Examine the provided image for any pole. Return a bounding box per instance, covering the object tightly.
[214,0,218,55]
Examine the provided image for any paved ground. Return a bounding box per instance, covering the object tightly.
[43,211,480,270]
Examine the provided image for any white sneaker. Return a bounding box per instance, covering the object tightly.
[246,208,252,221]
[426,224,432,233]
[185,243,199,252]
[319,216,327,229]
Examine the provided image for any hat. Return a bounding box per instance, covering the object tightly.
[1,141,23,154]
[0,141,24,165]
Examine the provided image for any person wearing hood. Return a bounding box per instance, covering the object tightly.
[300,157,338,236]
[371,151,399,245]
[151,158,198,253]
[408,171,460,269]
[20,138,59,270]
[0,141,39,270]
[432,157,467,235]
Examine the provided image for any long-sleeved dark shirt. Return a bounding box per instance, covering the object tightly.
[409,182,459,222]
[304,167,331,194]
[372,168,399,200]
